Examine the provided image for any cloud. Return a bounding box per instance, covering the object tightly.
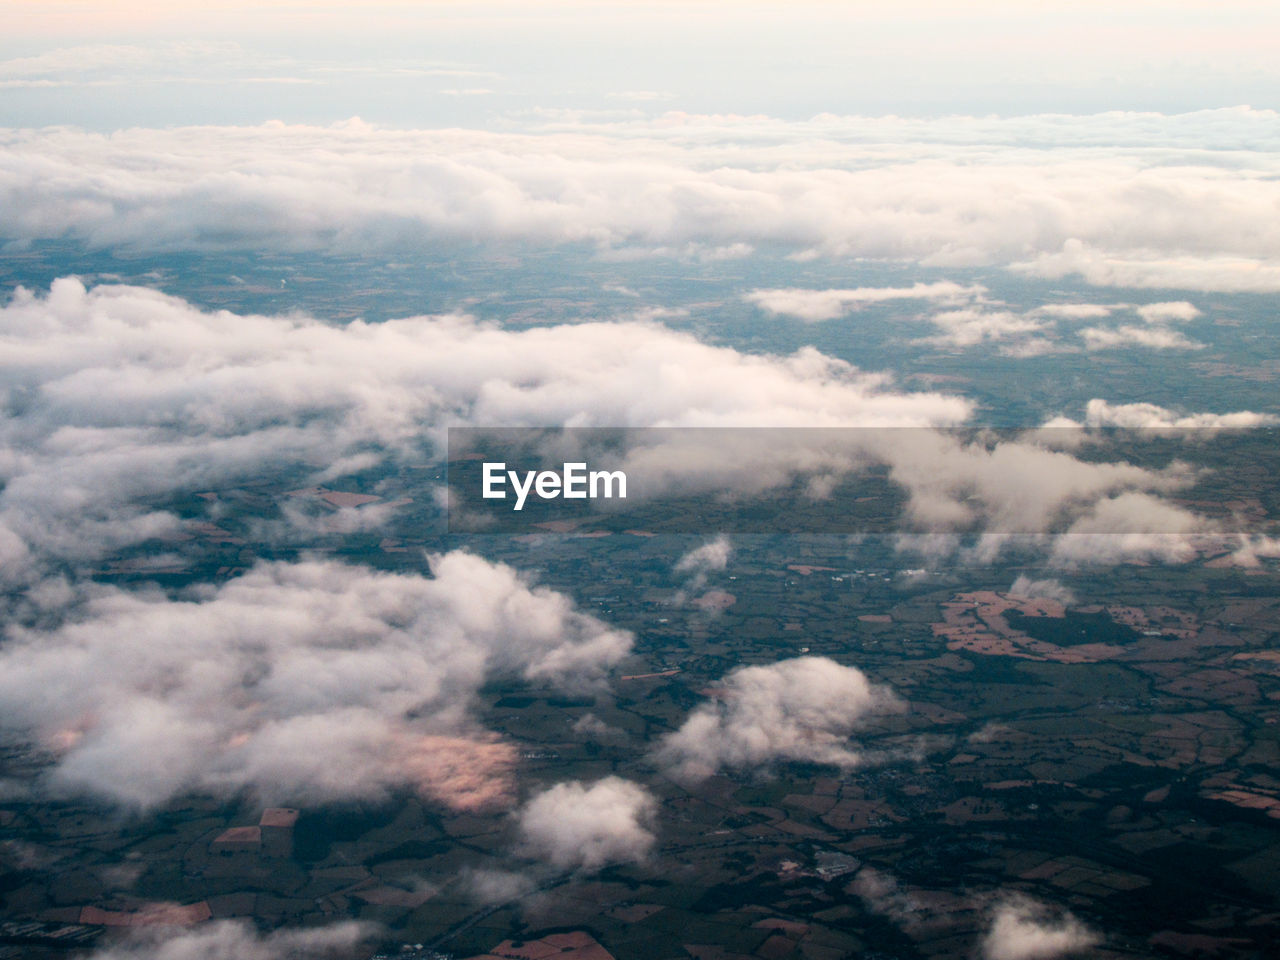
[0,278,972,579]
[82,919,370,960]
[1013,239,1280,293]
[748,285,1215,356]
[0,43,237,80]
[2,111,1280,288]
[0,41,497,90]
[516,776,657,870]
[1007,575,1075,606]
[880,430,1194,534]
[763,289,1216,356]
[851,867,915,920]
[745,284,1206,359]
[571,712,628,743]
[1136,301,1200,323]
[1050,493,1207,565]
[0,552,631,809]
[1061,299,1205,350]
[0,41,321,92]
[851,865,1014,943]
[853,870,1100,959]
[850,867,959,938]
[609,90,677,102]
[1030,303,1114,319]
[1079,323,1202,350]
[917,308,1050,351]
[529,106,1280,154]
[654,657,901,781]
[747,285,1212,356]
[745,282,984,321]
[1229,535,1280,567]
[672,536,733,604]
[462,867,538,905]
[609,422,1203,542]
[982,897,1101,960]
[675,536,732,574]
[1075,398,1277,429]
[0,281,1239,585]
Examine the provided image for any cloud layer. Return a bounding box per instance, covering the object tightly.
[0,280,1265,594]
[3,109,1280,288]
[0,278,970,578]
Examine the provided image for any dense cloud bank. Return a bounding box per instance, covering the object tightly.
[3,110,1280,288]
[0,553,631,808]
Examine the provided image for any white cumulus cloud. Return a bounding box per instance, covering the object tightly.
[654,657,901,781]
[674,536,732,574]
[516,776,657,870]
[982,897,1101,960]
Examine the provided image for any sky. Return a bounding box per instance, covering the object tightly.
[2,1,1279,128]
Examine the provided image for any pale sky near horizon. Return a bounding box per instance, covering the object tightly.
[2,1,1278,128]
